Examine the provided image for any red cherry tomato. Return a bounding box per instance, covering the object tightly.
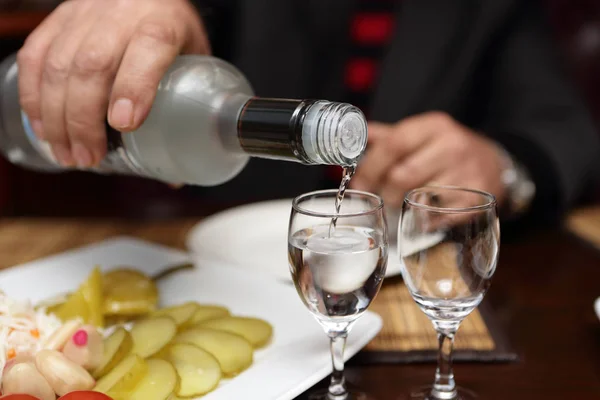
[59,392,113,400]
[0,395,40,400]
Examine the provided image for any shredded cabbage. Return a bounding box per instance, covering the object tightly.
[0,291,62,383]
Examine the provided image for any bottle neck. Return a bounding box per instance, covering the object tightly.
[235,98,367,166]
[237,98,314,163]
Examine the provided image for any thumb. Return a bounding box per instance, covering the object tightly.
[108,19,186,132]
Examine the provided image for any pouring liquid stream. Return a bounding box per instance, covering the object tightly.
[328,164,357,237]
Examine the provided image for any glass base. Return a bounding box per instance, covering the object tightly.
[308,388,377,400]
[407,385,478,400]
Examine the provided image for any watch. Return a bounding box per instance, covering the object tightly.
[495,145,536,217]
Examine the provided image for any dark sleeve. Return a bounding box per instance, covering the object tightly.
[482,1,600,227]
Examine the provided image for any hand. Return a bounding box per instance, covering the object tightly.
[351,112,507,208]
[17,0,210,168]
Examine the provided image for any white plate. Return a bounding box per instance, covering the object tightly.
[186,199,401,282]
[186,199,444,283]
[0,237,381,400]
[595,297,600,321]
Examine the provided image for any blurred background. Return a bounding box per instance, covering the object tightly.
[1,0,600,219]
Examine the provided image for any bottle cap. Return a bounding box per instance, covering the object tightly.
[301,101,367,166]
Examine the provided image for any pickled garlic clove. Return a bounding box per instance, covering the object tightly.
[1,362,55,400]
[3,352,35,376]
[42,320,83,351]
[35,349,95,396]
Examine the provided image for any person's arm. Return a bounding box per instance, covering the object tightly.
[482,0,600,226]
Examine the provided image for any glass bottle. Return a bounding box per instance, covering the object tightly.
[0,55,367,186]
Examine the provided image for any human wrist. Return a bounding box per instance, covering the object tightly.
[495,143,536,218]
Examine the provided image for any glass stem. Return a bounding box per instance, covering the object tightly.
[431,321,460,400]
[327,332,348,400]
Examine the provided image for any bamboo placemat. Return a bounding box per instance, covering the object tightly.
[365,280,494,352]
[357,241,516,364]
[355,277,517,364]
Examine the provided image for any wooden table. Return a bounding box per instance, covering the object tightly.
[0,218,598,399]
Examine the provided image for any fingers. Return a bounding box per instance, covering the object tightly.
[352,122,392,189]
[352,119,434,192]
[181,7,212,55]
[352,141,397,192]
[380,141,448,207]
[366,121,391,144]
[40,17,96,166]
[65,16,133,167]
[16,2,71,139]
[108,18,187,132]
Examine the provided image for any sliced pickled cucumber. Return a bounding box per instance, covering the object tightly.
[103,269,159,317]
[181,305,230,328]
[130,317,177,358]
[53,267,104,327]
[151,302,198,327]
[174,327,253,376]
[94,353,147,395]
[166,343,221,397]
[53,290,89,324]
[36,292,69,314]
[201,316,273,348]
[92,327,134,379]
[125,359,178,400]
[81,266,104,327]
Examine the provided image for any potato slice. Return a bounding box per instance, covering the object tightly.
[124,359,179,400]
[92,327,133,379]
[151,302,198,327]
[201,316,273,348]
[182,305,230,328]
[131,317,177,358]
[94,354,147,395]
[103,269,158,317]
[166,343,221,397]
[174,328,253,376]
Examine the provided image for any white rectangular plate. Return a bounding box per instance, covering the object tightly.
[0,236,382,400]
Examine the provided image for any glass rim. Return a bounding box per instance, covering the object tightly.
[292,189,384,218]
[404,185,497,213]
